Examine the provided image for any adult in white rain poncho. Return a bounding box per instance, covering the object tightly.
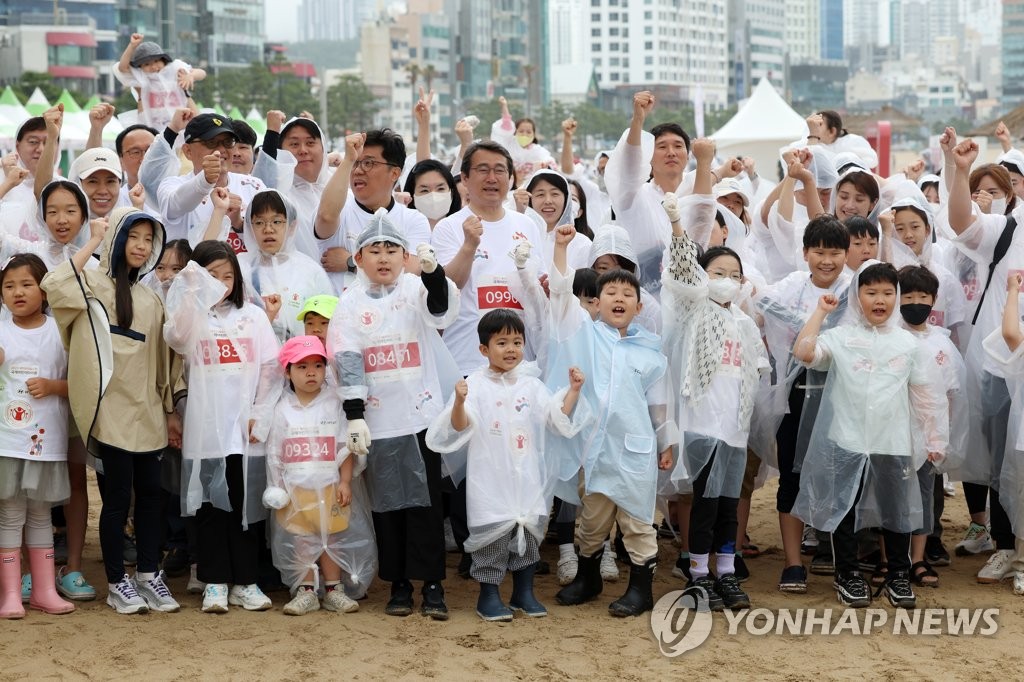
[329,208,460,620]
[163,243,282,613]
[806,111,878,171]
[237,189,331,342]
[426,311,592,621]
[791,260,948,608]
[524,169,593,269]
[263,336,377,614]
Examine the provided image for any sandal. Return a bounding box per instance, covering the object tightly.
[870,562,888,587]
[910,560,939,588]
[741,535,761,558]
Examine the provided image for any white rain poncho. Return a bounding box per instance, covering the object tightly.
[982,329,1024,536]
[264,389,377,595]
[527,170,594,270]
[909,325,968,477]
[164,261,283,528]
[112,58,192,132]
[790,261,949,533]
[329,213,461,512]
[822,132,878,171]
[661,232,769,497]
[425,363,591,554]
[237,189,332,342]
[0,181,93,272]
[490,116,556,184]
[587,223,662,334]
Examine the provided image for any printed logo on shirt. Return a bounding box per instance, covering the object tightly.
[489,420,502,436]
[474,249,490,261]
[359,309,381,331]
[853,358,874,373]
[935,350,949,367]
[199,337,256,366]
[512,232,528,242]
[514,396,530,412]
[887,356,908,371]
[28,429,45,457]
[281,436,336,464]
[4,399,32,429]
[416,390,433,409]
[510,427,530,452]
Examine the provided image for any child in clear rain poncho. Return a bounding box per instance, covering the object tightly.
[792,260,949,610]
[263,336,377,615]
[426,310,592,622]
[114,34,205,133]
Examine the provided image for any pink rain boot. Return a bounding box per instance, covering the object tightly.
[27,548,74,615]
[0,551,25,619]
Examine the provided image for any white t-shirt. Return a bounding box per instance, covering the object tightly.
[0,317,69,462]
[431,206,547,374]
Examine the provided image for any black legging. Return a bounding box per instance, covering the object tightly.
[97,444,162,584]
[688,451,739,556]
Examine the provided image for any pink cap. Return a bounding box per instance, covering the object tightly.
[278,335,328,369]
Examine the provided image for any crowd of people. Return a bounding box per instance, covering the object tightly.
[0,34,1022,623]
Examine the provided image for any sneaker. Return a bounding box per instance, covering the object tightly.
[53,533,68,566]
[228,584,272,611]
[800,525,819,555]
[833,571,871,608]
[943,475,956,497]
[202,583,229,613]
[778,565,807,594]
[444,518,459,553]
[810,551,835,576]
[977,549,1015,584]
[925,536,951,567]
[685,575,724,611]
[187,564,205,594]
[323,587,359,613]
[420,581,449,620]
[557,554,578,586]
[599,544,619,582]
[714,573,751,610]
[106,574,149,614]
[136,571,180,613]
[956,523,996,557]
[1014,571,1024,596]
[883,572,916,609]
[56,567,96,601]
[162,548,190,578]
[283,587,320,616]
[385,580,414,616]
[20,574,30,603]
[734,554,750,583]
[122,533,137,567]
[670,553,691,581]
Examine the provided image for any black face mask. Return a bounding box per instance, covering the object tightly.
[900,303,932,326]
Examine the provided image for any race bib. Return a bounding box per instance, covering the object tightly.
[281,436,336,464]
[363,342,422,375]
[719,340,743,376]
[477,275,523,311]
[226,230,247,254]
[928,309,945,328]
[199,337,256,367]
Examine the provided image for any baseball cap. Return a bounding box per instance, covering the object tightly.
[999,149,1024,177]
[356,208,408,251]
[296,294,339,322]
[278,335,328,369]
[713,178,750,206]
[129,42,171,68]
[71,148,123,182]
[184,114,237,144]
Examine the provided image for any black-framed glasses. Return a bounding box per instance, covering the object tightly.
[469,164,509,178]
[354,158,399,172]
[197,137,237,150]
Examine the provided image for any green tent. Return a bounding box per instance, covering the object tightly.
[55,89,82,113]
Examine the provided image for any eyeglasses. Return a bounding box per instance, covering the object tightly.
[252,219,287,230]
[196,137,237,150]
[469,165,510,178]
[122,148,146,160]
[354,158,399,172]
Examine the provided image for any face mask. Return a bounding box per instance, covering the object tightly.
[515,134,533,148]
[707,277,740,305]
[570,199,581,220]
[899,303,932,326]
[990,198,1007,215]
[415,191,452,221]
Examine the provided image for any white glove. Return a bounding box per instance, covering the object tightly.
[347,418,372,456]
[416,243,437,273]
[509,240,533,270]
[262,486,289,510]
[662,192,680,223]
[464,115,480,129]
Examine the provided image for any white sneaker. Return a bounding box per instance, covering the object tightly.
[283,588,320,616]
[135,571,180,613]
[201,583,229,613]
[187,564,205,594]
[942,474,956,497]
[600,542,619,582]
[106,574,149,614]
[323,587,359,613]
[977,549,1015,584]
[1014,571,1024,596]
[557,555,578,586]
[800,524,818,554]
[956,523,996,556]
[228,583,272,611]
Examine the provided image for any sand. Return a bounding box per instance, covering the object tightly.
[4,475,1023,681]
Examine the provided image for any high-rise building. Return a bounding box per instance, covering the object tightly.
[1003,0,1024,107]
[821,0,844,60]
[116,0,202,68]
[299,0,377,42]
[785,0,820,61]
[893,0,960,62]
[729,0,786,102]
[548,0,587,66]
[201,0,264,70]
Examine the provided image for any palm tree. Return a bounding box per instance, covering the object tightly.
[405,62,421,105]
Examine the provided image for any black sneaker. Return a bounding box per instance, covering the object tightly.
[385,580,414,616]
[420,581,449,620]
[925,537,951,567]
[162,547,190,578]
[670,554,691,581]
[457,552,472,579]
[882,571,916,609]
[833,571,871,608]
[684,575,724,611]
[734,554,750,583]
[778,565,807,594]
[714,573,751,610]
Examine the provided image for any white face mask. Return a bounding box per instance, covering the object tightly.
[415,191,452,221]
[990,198,1007,215]
[570,199,581,220]
[707,277,741,305]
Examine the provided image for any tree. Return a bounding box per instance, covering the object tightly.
[13,71,72,104]
[325,75,380,139]
[190,62,317,116]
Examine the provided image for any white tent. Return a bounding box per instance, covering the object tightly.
[711,78,808,182]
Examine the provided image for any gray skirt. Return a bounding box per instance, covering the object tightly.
[0,457,70,504]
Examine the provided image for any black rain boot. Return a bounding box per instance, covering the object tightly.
[476,582,513,622]
[509,563,547,617]
[608,557,656,617]
[555,548,604,605]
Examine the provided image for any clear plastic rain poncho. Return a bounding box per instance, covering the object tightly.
[238,189,332,342]
[982,328,1024,537]
[112,58,192,132]
[908,325,969,477]
[490,116,556,185]
[264,389,377,596]
[328,208,461,512]
[587,223,662,334]
[789,260,949,533]
[660,230,769,497]
[0,181,93,273]
[527,169,593,270]
[164,261,283,528]
[426,363,592,554]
